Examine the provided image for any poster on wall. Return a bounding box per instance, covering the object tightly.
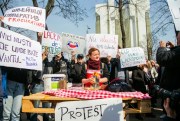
[167,0,180,31]
[2,6,46,32]
[42,30,62,61]
[0,27,42,70]
[86,34,118,58]
[55,98,123,121]
[120,47,146,68]
[62,32,86,57]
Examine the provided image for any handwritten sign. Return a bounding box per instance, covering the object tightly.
[42,30,62,61]
[62,32,86,55]
[0,27,42,70]
[86,34,118,57]
[120,47,146,68]
[55,98,123,121]
[167,0,180,31]
[2,6,46,32]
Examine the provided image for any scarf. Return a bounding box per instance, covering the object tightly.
[87,59,100,70]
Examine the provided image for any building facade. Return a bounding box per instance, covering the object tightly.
[95,0,152,58]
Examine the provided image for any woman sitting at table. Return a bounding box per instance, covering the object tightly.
[82,47,109,89]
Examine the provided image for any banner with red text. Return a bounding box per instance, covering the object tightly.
[86,34,118,58]
[2,6,45,32]
[42,30,62,61]
[0,27,42,70]
[55,98,123,121]
[62,32,86,55]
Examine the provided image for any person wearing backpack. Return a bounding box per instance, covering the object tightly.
[82,48,109,89]
[69,54,86,86]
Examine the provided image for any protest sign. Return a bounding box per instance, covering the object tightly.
[2,6,45,32]
[42,30,62,61]
[86,34,118,58]
[167,0,180,31]
[62,33,86,55]
[0,27,42,70]
[120,47,146,68]
[55,98,123,121]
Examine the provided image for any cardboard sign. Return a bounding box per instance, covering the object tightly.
[42,30,62,61]
[3,6,46,32]
[55,98,123,121]
[0,27,42,70]
[167,0,180,31]
[86,34,118,58]
[62,32,86,55]
[120,47,146,68]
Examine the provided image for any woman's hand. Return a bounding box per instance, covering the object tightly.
[88,77,95,84]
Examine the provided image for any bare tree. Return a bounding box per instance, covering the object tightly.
[114,0,149,48]
[150,0,174,36]
[32,0,87,25]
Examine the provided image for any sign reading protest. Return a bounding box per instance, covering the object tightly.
[120,47,146,68]
[62,32,86,55]
[3,6,45,32]
[42,30,62,61]
[167,0,180,31]
[55,98,123,121]
[86,34,118,58]
[0,27,42,70]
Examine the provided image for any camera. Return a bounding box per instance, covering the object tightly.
[153,85,180,110]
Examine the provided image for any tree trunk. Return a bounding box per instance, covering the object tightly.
[119,0,126,48]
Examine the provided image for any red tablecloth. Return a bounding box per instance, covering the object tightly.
[42,87,151,100]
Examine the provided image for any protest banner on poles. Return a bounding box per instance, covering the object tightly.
[120,47,146,68]
[0,27,42,70]
[2,6,46,32]
[55,98,123,121]
[62,32,86,56]
[42,30,62,61]
[167,0,180,31]
[86,34,118,58]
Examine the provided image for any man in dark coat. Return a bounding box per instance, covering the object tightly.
[156,41,180,120]
[156,41,180,91]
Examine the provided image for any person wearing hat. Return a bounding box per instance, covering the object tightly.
[69,54,86,85]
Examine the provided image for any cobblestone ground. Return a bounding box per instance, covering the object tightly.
[21,99,164,121]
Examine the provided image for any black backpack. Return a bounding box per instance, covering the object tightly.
[105,78,134,92]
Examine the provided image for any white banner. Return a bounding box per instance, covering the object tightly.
[3,6,46,32]
[62,33,86,55]
[167,0,180,31]
[55,98,123,121]
[120,47,146,68]
[42,30,62,61]
[86,34,118,58]
[0,27,42,70]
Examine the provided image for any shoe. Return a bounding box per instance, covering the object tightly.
[135,114,144,120]
[160,114,166,119]
[145,113,156,118]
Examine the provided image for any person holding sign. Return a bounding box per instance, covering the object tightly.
[82,48,109,90]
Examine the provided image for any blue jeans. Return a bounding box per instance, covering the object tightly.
[3,80,24,121]
[30,83,50,121]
